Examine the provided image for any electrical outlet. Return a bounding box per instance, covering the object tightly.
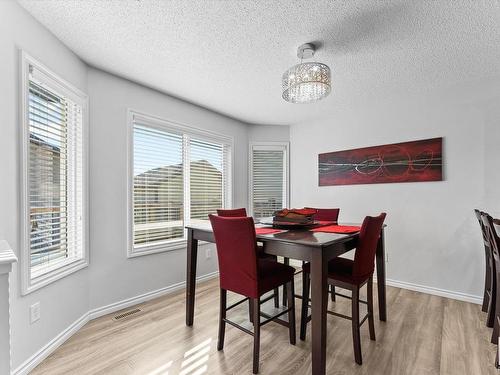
[30,302,40,324]
[205,248,212,259]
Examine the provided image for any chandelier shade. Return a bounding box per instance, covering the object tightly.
[282,62,331,104]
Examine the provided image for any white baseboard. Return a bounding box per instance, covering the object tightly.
[12,313,89,375]
[88,271,219,320]
[12,271,219,375]
[384,278,483,305]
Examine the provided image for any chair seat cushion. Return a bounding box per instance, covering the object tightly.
[302,258,368,285]
[258,259,295,295]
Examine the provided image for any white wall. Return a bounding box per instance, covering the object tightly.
[483,97,500,218]
[87,68,250,310]
[290,79,500,300]
[248,124,289,143]
[0,1,90,370]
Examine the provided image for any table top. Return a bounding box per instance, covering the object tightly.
[186,221,365,248]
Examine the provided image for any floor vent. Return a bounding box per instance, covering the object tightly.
[113,308,141,320]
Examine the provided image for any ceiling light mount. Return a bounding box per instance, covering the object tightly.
[297,43,316,59]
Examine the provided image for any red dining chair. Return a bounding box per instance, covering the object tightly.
[217,208,280,308]
[482,214,500,351]
[481,213,500,368]
[475,209,496,327]
[209,215,296,374]
[300,212,386,365]
[217,208,248,217]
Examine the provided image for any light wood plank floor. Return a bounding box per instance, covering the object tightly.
[31,276,498,374]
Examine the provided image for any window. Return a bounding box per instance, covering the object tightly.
[128,111,232,257]
[20,52,88,294]
[249,142,289,218]
[132,125,184,246]
[189,138,227,226]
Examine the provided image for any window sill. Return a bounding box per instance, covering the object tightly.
[22,257,89,295]
[128,239,212,258]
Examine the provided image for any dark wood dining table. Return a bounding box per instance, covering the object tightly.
[184,222,387,375]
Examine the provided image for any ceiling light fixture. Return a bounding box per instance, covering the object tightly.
[282,43,331,104]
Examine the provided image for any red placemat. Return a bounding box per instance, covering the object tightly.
[311,225,361,234]
[255,227,285,235]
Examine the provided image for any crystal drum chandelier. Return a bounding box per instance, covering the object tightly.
[282,43,331,104]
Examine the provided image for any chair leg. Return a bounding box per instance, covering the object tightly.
[300,272,311,341]
[286,280,296,345]
[274,288,280,308]
[367,277,376,341]
[492,295,500,344]
[496,344,500,369]
[252,298,260,374]
[492,265,500,343]
[352,287,362,365]
[218,289,227,351]
[249,299,254,323]
[483,247,492,312]
[494,318,500,345]
[330,285,336,302]
[488,258,497,328]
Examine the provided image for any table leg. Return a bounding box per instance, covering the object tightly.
[310,250,328,375]
[375,228,387,321]
[283,257,290,306]
[186,229,199,326]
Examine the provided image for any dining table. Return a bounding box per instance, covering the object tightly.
[184,220,387,375]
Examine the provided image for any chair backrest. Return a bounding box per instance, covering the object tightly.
[474,209,490,248]
[482,213,500,260]
[305,207,340,222]
[217,208,247,217]
[209,215,259,298]
[352,213,387,281]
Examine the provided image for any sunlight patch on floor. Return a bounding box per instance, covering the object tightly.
[180,337,212,375]
[147,361,173,375]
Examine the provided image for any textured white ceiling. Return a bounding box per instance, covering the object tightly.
[18,0,500,125]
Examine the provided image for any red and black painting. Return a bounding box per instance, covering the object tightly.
[318,137,443,186]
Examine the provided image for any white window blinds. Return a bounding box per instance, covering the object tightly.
[189,138,225,226]
[22,54,88,294]
[133,124,184,247]
[130,113,232,256]
[250,143,289,218]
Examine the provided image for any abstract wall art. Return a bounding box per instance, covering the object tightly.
[318,137,443,186]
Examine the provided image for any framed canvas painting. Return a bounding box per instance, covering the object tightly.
[318,137,443,186]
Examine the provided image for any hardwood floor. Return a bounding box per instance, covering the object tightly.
[31,276,498,375]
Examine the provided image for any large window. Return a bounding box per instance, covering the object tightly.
[20,52,88,294]
[128,111,232,257]
[249,142,289,218]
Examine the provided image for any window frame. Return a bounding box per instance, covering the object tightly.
[248,141,290,218]
[19,51,89,295]
[127,109,234,258]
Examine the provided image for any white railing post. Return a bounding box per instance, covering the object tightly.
[0,240,17,375]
